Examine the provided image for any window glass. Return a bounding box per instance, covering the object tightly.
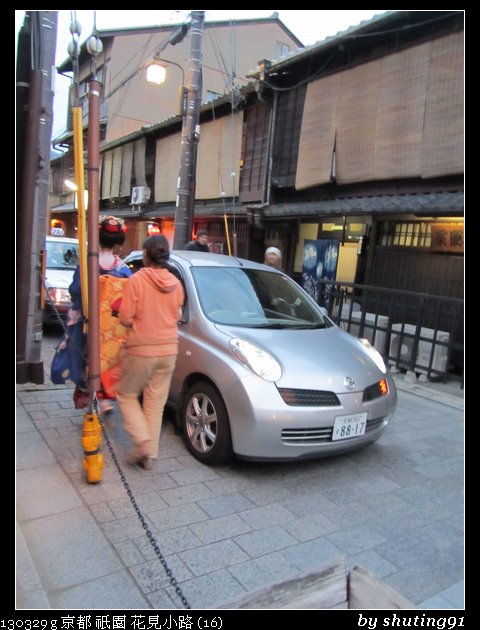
[46,240,79,269]
[192,267,330,328]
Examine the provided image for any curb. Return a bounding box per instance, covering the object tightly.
[393,376,464,411]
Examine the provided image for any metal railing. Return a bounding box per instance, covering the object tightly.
[318,280,464,384]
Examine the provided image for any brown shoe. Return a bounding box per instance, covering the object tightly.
[141,457,155,471]
[125,441,151,466]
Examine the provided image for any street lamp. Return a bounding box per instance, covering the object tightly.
[146,57,187,120]
[146,62,167,85]
[146,56,185,87]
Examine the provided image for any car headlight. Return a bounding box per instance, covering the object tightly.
[229,338,282,381]
[358,338,387,374]
[47,287,71,305]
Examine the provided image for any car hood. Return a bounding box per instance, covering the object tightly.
[45,268,75,289]
[215,323,385,392]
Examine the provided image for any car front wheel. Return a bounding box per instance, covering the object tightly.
[182,382,233,465]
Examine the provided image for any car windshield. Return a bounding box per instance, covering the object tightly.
[46,240,79,269]
[192,267,331,329]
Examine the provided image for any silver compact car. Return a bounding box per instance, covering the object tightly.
[123,250,397,465]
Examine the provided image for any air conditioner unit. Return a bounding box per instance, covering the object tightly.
[389,324,449,374]
[349,311,389,354]
[130,186,151,205]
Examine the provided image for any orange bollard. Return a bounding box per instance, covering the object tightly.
[82,412,104,483]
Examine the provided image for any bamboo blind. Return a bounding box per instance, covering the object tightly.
[196,112,243,200]
[295,32,463,187]
[335,58,381,184]
[109,146,123,198]
[422,31,464,178]
[120,143,134,197]
[296,73,341,190]
[101,149,113,199]
[154,132,182,203]
[133,138,147,187]
[374,43,430,179]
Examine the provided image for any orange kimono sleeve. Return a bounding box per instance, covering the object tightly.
[98,275,129,399]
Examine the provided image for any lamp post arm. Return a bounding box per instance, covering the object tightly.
[153,56,185,86]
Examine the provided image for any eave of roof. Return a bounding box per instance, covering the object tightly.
[246,10,462,79]
[246,11,397,78]
[251,192,464,218]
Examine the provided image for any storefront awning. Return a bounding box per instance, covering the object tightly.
[251,191,464,219]
[50,203,75,213]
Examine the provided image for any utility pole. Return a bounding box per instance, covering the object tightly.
[173,11,205,250]
[86,78,102,397]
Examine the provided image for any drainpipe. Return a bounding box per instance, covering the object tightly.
[264,89,278,207]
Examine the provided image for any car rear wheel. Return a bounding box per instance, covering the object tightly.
[182,382,233,465]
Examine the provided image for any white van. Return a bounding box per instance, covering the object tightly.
[43,236,79,326]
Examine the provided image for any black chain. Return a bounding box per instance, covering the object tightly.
[99,419,191,609]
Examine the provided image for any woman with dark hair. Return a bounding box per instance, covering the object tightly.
[116,234,185,469]
[98,215,131,278]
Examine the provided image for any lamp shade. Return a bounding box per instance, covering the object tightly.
[146,62,167,85]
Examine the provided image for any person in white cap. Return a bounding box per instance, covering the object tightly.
[264,246,282,270]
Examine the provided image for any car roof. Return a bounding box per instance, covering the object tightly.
[46,236,79,243]
[125,250,277,272]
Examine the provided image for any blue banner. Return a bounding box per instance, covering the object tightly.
[302,239,339,307]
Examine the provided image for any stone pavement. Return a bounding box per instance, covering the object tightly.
[15,376,464,610]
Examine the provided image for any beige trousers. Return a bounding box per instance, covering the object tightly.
[117,354,177,459]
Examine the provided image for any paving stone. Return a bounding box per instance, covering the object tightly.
[165,569,246,610]
[347,548,398,579]
[353,475,402,496]
[284,512,339,542]
[17,464,82,521]
[147,504,210,532]
[159,482,215,507]
[48,570,150,609]
[326,523,387,554]
[129,555,193,594]
[16,431,55,469]
[179,539,248,576]
[133,526,202,559]
[238,503,297,530]
[280,537,344,572]
[197,492,255,518]
[233,525,297,558]
[227,551,300,592]
[21,508,123,591]
[189,514,252,544]
[168,467,222,486]
[242,483,297,506]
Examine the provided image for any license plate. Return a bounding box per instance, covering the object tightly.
[332,412,368,441]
